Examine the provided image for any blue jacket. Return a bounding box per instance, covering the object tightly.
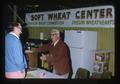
[5,33,27,72]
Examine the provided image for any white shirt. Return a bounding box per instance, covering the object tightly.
[9,32,19,39]
[53,39,59,46]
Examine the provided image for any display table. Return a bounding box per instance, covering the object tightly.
[25,68,66,79]
[25,49,39,68]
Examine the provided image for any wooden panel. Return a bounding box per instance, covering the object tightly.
[26,48,38,68]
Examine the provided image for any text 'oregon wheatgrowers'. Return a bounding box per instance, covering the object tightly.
[25,5,114,28]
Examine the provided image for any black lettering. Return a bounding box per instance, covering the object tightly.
[58,12,62,20]
[94,9,99,18]
[81,10,85,19]
[35,15,37,20]
[75,11,80,19]
[61,12,66,20]
[40,14,44,20]
[37,14,40,20]
[86,10,92,19]
[48,13,53,20]
[66,12,71,19]
[100,9,105,18]
[31,15,34,21]
[106,8,113,18]
[54,13,58,20]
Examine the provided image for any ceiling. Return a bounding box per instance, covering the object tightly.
[5,0,116,11]
[2,0,118,26]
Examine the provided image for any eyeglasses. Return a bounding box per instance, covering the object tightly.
[50,33,57,36]
[17,26,22,29]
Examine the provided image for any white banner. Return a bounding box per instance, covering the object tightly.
[25,5,114,28]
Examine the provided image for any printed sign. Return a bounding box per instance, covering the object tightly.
[25,5,114,28]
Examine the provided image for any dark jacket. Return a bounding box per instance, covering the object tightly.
[39,40,71,75]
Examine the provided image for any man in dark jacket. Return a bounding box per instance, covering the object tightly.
[39,29,71,78]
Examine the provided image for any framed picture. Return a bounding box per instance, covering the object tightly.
[103,62,109,72]
[104,55,110,61]
[93,62,104,73]
[95,55,104,61]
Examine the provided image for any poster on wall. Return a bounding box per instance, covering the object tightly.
[25,5,114,28]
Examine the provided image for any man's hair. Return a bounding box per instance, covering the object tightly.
[51,29,60,36]
[8,22,20,32]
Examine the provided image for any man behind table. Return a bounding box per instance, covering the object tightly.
[39,29,71,78]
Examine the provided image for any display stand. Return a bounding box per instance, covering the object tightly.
[93,50,111,73]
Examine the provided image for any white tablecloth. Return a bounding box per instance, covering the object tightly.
[26,68,66,79]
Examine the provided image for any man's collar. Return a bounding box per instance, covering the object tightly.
[53,39,59,46]
[9,32,19,39]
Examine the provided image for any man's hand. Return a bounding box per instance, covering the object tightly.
[40,54,47,61]
[25,50,33,53]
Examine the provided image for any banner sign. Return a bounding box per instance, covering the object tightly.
[25,5,114,28]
